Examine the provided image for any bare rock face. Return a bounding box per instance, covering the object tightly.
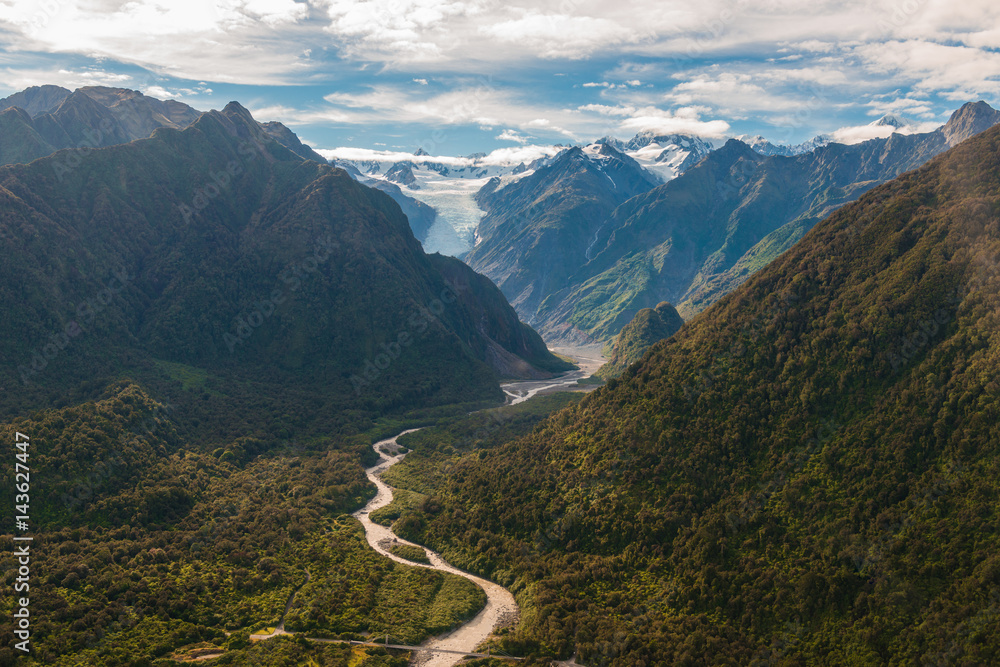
[941,100,1000,146]
[0,84,71,115]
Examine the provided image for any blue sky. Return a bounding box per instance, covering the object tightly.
[1,0,998,158]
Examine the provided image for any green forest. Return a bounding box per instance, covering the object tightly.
[375,124,1000,664]
[0,383,487,665]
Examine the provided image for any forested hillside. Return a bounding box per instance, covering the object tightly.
[594,301,683,380]
[0,384,482,665]
[388,120,1000,665]
[0,100,566,438]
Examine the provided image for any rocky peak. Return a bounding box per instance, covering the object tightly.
[941,101,1000,146]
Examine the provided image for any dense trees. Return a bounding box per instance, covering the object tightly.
[0,384,484,664]
[383,125,1000,664]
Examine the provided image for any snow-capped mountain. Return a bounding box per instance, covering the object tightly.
[739,115,928,156]
[599,131,714,181]
[331,131,715,256]
[869,113,916,129]
[333,149,546,256]
[736,134,831,157]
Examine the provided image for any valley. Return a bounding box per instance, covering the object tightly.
[2,52,999,666]
[354,430,518,667]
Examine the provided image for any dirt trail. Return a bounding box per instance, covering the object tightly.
[249,569,311,641]
[353,429,519,667]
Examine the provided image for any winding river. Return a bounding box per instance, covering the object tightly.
[352,357,606,665]
[353,429,518,667]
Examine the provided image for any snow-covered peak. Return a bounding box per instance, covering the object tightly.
[736,133,831,157]
[869,114,916,129]
[613,132,712,181]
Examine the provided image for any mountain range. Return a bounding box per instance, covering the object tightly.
[0,99,568,433]
[0,85,200,164]
[342,104,997,346]
[509,101,1000,343]
[388,118,1000,665]
[2,76,999,667]
[464,143,661,320]
[0,85,444,245]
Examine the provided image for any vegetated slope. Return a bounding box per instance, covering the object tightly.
[465,144,660,328]
[0,101,563,435]
[594,301,683,380]
[0,384,482,665]
[393,123,1000,664]
[533,101,1000,344]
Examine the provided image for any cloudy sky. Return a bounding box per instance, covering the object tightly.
[0,0,998,156]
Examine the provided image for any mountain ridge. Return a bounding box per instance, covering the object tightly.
[0,100,566,428]
[528,100,1000,343]
[389,119,1000,665]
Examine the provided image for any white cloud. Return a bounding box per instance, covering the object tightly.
[322,0,473,62]
[577,103,635,116]
[620,106,730,138]
[865,94,939,119]
[0,66,159,94]
[854,39,1000,99]
[317,84,584,139]
[582,79,643,90]
[250,103,352,124]
[0,0,996,147]
[663,71,806,114]
[479,11,639,59]
[0,0,312,84]
[317,143,562,166]
[828,118,942,144]
[496,129,529,143]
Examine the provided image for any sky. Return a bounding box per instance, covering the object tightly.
[0,0,998,158]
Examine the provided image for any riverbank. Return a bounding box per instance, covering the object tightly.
[354,430,520,667]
